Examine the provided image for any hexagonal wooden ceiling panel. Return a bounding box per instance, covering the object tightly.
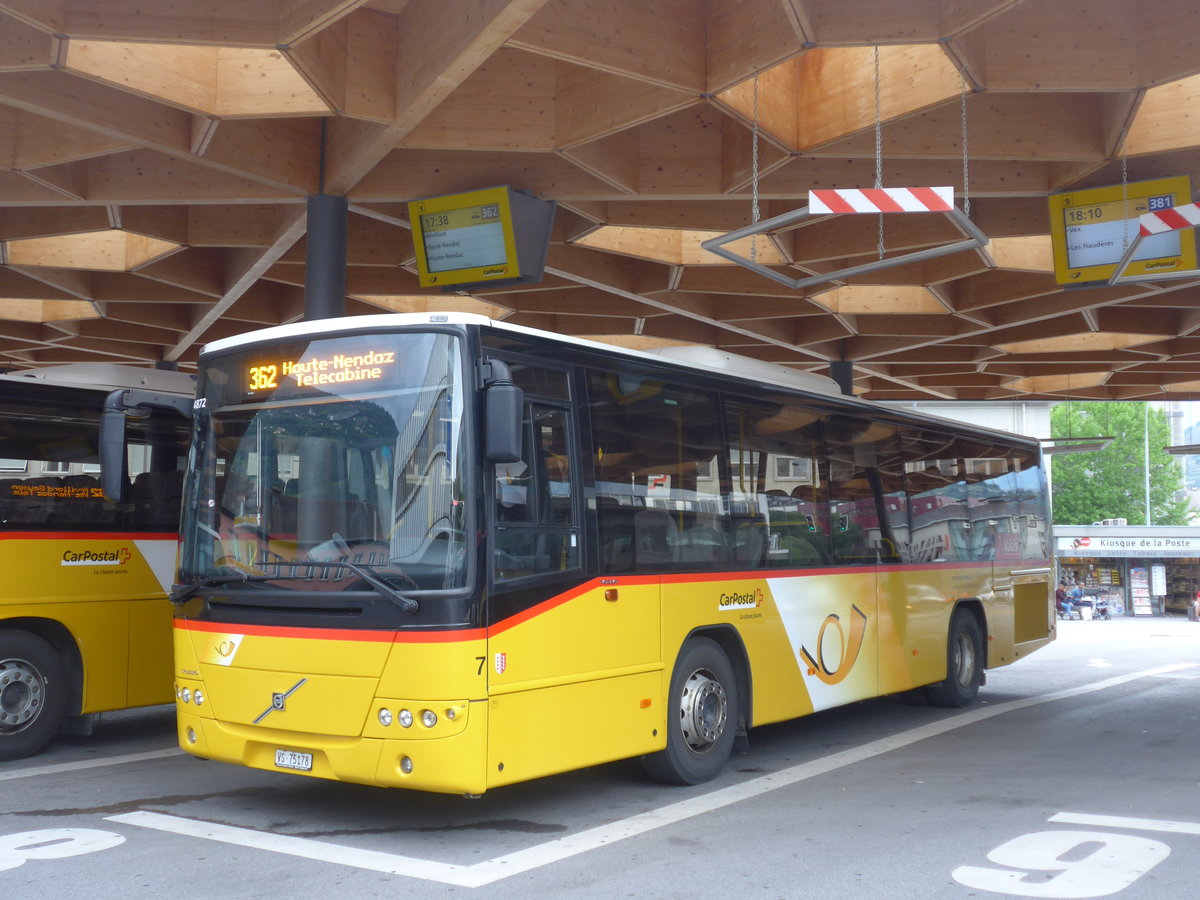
[2,0,1200,400]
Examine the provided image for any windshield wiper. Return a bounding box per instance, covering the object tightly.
[173,562,421,613]
[170,574,279,605]
[243,559,420,614]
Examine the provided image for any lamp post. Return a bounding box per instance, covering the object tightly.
[1144,402,1151,526]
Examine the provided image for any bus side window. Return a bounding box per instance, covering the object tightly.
[589,372,723,573]
[823,416,905,565]
[723,397,827,568]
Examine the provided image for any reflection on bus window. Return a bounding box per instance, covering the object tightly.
[590,373,723,573]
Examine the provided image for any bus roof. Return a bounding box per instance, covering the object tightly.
[0,363,195,395]
[199,312,1039,447]
[200,312,847,394]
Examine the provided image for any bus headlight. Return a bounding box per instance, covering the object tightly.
[180,688,191,704]
[398,709,413,728]
[378,708,393,727]
[193,690,204,707]
[400,756,413,774]
[421,709,437,728]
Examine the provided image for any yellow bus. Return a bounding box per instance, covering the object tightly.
[0,364,192,760]
[149,313,1053,794]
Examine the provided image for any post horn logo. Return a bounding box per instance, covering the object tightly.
[799,605,868,686]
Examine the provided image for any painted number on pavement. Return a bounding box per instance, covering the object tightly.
[0,829,125,872]
[953,829,1169,898]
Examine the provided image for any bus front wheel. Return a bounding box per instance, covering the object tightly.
[924,609,983,708]
[0,631,67,761]
[643,637,738,785]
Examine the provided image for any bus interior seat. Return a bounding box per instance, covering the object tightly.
[677,524,728,566]
[634,507,677,566]
[0,477,20,523]
[596,496,634,570]
[732,515,768,566]
[130,471,185,530]
[5,476,62,524]
[61,473,110,526]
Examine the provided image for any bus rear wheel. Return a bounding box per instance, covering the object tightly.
[924,609,983,708]
[0,632,67,761]
[643,637,738,785]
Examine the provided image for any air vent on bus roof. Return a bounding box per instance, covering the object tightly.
[644,345,845,396]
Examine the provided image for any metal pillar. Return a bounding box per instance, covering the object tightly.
[304,193,348,321]
[829,361,855,396]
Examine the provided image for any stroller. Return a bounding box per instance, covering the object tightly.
[1092,593,1113,620]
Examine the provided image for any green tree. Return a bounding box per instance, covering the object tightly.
[1050,402,1190,525]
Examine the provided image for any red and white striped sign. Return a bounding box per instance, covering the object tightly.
[808,186,954,214]
[1139,201,1200,236]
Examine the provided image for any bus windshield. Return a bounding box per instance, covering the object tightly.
[178,331,469,599]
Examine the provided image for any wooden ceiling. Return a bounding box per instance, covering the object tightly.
[2,0,1200,400]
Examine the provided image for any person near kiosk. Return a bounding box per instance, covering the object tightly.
[1056,582,1074,618]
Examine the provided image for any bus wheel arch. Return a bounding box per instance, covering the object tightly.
[0,624,75,761]
[924,601,985,708]
[643,627,748,785]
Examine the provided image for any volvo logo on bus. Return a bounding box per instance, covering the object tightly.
[254,678,308,724]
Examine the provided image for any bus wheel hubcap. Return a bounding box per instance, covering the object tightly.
[953,634,976,687]
[679,670,726,751]
[0,659,43,730]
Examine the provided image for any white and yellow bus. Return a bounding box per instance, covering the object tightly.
[0,364,192,760]
[154,313,1054,794]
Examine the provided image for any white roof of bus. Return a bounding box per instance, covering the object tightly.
[200,312,844,395]
[0,362,195,395]
[199,312,1037,445]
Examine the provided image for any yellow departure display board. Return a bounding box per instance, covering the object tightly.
[1048,176,1196,285]
[409,186,555,290]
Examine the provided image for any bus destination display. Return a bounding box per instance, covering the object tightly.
[247,349,397,394]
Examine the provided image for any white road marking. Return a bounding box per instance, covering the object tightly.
[106,662,1197,888]
[1050,812,1200,836]
[0,748,180,783]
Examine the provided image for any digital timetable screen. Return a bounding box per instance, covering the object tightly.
[409,186,555,291]
[418,202,506,274]
[1048,176,1196,284]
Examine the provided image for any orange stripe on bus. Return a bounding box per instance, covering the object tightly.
[0,531,178,540]
[175,557,1051,643]
[174,619,486,644]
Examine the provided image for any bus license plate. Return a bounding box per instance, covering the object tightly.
[274,749,313,771]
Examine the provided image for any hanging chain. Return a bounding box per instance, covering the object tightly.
[1120,154,1129,257]
[874,46,884,258]
[960,71,971,219]
[751,71,761,263]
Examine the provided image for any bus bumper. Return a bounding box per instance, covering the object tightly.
[175,701,490,795]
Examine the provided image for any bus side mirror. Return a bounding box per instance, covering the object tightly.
[100,390,131,502]
[99,388,195,502]
[483,361,524,464]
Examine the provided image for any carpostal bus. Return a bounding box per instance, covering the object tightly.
[0,364,192,760]
[157,313,1054,795]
